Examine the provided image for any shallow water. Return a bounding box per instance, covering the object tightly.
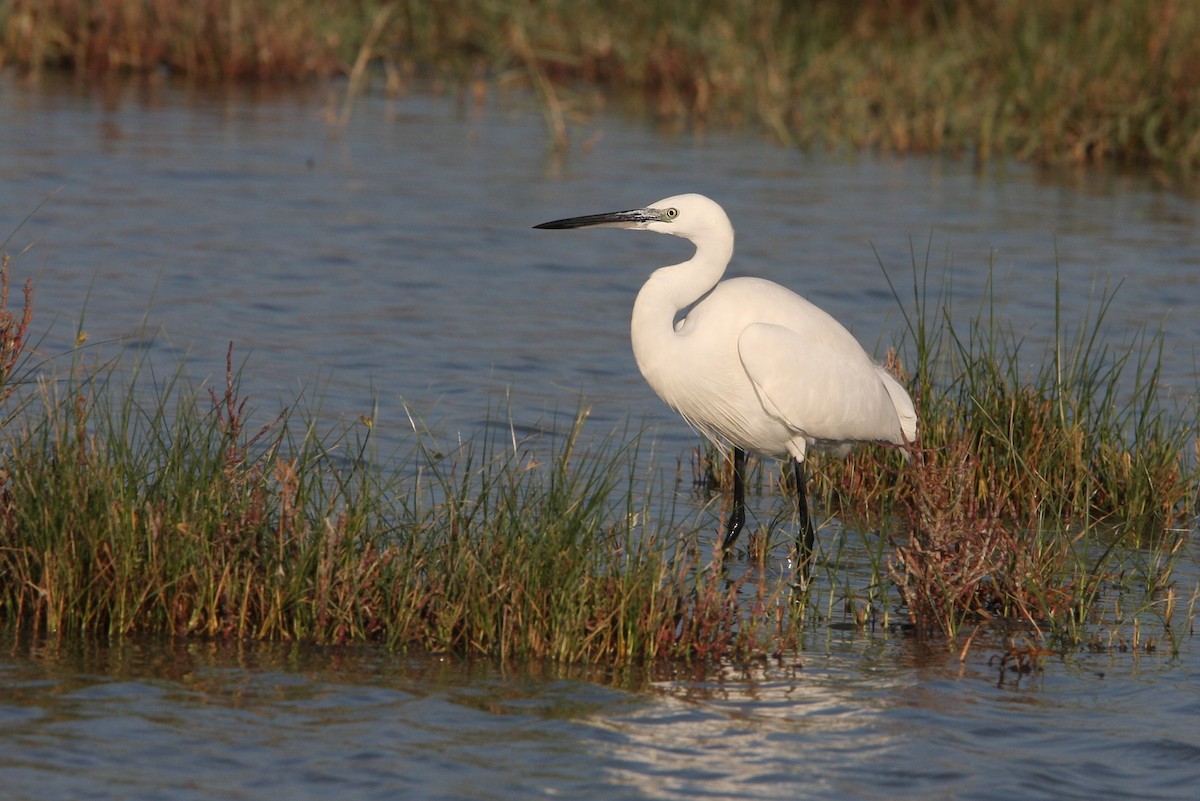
[3,629,1198,801]
[2,73,1199,800]
[3,73,1198,460]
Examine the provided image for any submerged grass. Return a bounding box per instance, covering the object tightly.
[5,1,1200,174]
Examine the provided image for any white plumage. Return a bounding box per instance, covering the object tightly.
[536,193,916,552]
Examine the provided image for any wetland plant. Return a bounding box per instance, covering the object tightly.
[0,343,762,662]
[0,245,765,661]
[852,251,1195,641]
[0,249,1195,661]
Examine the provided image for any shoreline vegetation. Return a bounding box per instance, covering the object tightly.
[1,1,1198,665]
[2,1,1199,175]
[0,244,1196,663]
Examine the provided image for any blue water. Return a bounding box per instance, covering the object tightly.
[1,72,1198,800]
[2,631,1198,800]
[3,74,1197,459]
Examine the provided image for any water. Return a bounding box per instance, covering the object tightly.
[2,631,1198,801]
[3,74,1198,459]
[1,73,1199,800]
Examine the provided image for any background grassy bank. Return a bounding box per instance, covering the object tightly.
[3,1,1199,174]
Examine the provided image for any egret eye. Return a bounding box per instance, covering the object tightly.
[662,207,679,221]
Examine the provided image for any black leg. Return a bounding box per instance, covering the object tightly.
[793,459,816,562]
[720,447,746,550]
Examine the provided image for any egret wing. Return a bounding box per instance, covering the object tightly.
[737,323,904,446]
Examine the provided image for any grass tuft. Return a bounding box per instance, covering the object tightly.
[0,255,772,662]
[877,248,1195,639]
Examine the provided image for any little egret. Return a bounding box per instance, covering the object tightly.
[535,193,916,554]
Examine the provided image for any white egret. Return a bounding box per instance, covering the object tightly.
[535,193,916,553]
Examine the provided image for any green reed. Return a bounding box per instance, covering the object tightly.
[895,246,1193,537]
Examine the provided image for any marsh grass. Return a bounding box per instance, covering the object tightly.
[6,1,1200,173]
[0,243,1196,661]
[0,253,34,417]
[695,245,1197,645]
[2,0,348,79]
[846,248,1194,640]
[0,263,786,663]
[0,353,764,662]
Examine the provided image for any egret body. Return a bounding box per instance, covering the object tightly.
[535,193,916,552]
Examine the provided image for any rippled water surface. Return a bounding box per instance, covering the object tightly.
[3,74,1198,455]
[2,74,1199,800]
[3,631,1199,801]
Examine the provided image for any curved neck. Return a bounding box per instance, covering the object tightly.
[635,229,733,316]
[630,232,733,373]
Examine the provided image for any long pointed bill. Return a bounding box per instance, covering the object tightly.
[534,208,661,230]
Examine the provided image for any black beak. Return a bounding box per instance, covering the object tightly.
[534,208,659,229]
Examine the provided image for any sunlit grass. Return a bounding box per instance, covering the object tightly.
[0,343,762,662]
[0,245,1196,663]
[888,246,1194,634]
[0,240,782,662]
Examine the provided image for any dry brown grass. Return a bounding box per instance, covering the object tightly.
[888,437,1092,638]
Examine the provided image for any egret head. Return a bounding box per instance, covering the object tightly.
[534,193,732,246]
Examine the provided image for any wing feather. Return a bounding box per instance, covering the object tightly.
[737,323,909,446]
